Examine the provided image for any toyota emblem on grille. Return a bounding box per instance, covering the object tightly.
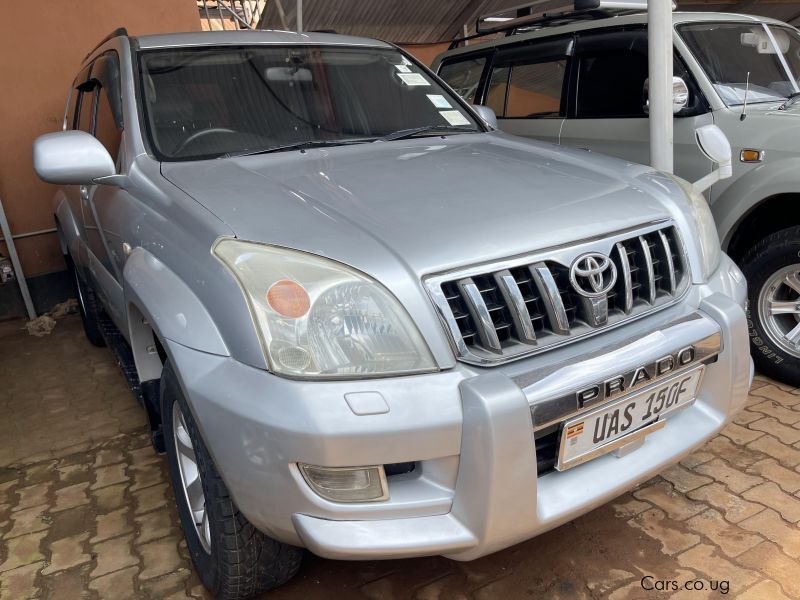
[569,252,617,298]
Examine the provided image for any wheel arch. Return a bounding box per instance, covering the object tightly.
[725,193,800,263]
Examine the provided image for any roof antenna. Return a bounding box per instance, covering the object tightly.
[740,71,750,121]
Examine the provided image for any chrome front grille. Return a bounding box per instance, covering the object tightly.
[425,222,689,365]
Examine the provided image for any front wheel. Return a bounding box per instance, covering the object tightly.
[65,254,105,347]
[160,361,302,599]
[740,226,800,387]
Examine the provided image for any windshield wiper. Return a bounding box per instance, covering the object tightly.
[779,91,800,110]
[224,138,371,158]
[375,125,479,143]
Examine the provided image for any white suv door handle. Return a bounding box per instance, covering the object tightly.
[80,185,89,200]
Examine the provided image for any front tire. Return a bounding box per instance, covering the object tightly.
[160,361,302,599]
[65,254,105,347]
[740,226,800,386]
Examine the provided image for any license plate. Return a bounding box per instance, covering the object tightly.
[556,366,704,471]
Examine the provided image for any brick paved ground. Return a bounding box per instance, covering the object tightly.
[2,314,800,599]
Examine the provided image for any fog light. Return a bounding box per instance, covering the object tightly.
[299,464,388,502]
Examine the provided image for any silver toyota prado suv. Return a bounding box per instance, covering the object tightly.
[34,28,751,598]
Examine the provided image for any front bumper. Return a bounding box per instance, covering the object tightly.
[165,255,751,561]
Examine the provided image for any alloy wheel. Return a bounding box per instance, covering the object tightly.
[172,401,212,553]
[757,264,800,359]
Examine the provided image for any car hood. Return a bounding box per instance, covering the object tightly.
[161,132,682,279]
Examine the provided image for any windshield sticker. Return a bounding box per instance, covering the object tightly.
[440,110,470,126]
[398,73,430,86]
[427,94,452,109]
[395,64,412,73]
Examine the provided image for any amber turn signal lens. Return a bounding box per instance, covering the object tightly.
[740,149,762,163]
[266,279,310,318]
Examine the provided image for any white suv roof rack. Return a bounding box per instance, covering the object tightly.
[474,0,656,35]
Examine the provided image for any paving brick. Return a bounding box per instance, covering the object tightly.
[0,561,44,600]
[747,458,800,493]
[43,568,90,600]
[135,508,173,544]
[91,507,132,544]
[129,463,165,492]
[0,530,47,573]
[733,408,765,426]
[738,580,792,600]
[750,384,800,406]
[742,482,800,523]
[703,435,764,469]
[749,399,800,424]
[139,538,184,580]
[91,464,128,491]
[685,509,762,557]
[629,508,700,555]
[738,542,800,598]
[12,482,50,512]
[56,463,90,486]
[139,568,191,598]
[676,544,759,591]
[92,484,128,513]
[659,465,713,493]
[719,423,764,446]
[750,418,800,445]
[88,565,138,600]
[42,532,90,575]
[748,435,800,468]
[687,483,764,523]
[23,461,57,485]
[634,481,706,521]
[93,448,125,468]
[52,481,90,513]
[3,503,50,539]
[610,495,651,518]
[134,482,169,515]
[0,481,16,506]
[739,508,800,558]
[679,451,715,469]
[90,533,138,578]
[692,459,763,493]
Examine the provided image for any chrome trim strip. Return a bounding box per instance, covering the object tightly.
[615,242,634,314]
[639,235,657,304]
[520,312,721,430]
[658,230,677,294]
[459,279,502,353]
[530,263,570,335]
[495,270,536,344]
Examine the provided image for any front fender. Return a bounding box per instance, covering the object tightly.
[123,247,229,358]
[54,194,81,260]
[712,157,800,248]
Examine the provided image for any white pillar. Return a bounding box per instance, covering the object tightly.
[648,0,673,173]
[296,0,303,32]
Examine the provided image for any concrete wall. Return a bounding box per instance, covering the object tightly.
[0,1,200,284]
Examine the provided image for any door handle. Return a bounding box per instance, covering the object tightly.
[79,185,89,200]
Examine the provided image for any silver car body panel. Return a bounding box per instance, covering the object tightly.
[46,30,751,562]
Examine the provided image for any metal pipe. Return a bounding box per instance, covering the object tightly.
[648,0,673,173]
[296,0,303,32]
[0,197,36,320]
[0,227,57,243]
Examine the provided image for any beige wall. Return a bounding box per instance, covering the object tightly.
[401,43,450,67]
[0,1,200,278]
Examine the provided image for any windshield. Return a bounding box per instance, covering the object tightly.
[679,23,800,107]
[138,45,481,161]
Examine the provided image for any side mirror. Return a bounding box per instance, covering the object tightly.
[33,131,116,185]
[472,105,498,129]
[643,77,690,115]
[692,124,733,193]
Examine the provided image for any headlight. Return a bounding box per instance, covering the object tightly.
[213,239,437,378]
[669,176,721,280]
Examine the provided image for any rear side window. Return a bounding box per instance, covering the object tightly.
[438,56,487,104]
[75,87,96,133]
[95,87,122,164]
[486,36,572,119]
[574,30,648,118]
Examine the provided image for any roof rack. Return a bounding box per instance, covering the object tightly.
[448,0,652,49]
[84,27,129,60]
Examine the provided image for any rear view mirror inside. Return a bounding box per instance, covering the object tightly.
[265,67,313,82]
[740,28,790,54]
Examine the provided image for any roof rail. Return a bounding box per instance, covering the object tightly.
[84,27,129,60]
[446,0,663,49]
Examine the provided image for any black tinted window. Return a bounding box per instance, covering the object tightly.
[140,46,480,160]
[575,30,648,118]
[95,87,122,163]
[75,87,95,133]
[438,57,486,103]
